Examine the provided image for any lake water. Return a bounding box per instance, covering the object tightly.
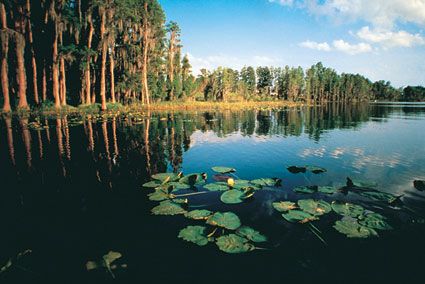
[1,103,425,283]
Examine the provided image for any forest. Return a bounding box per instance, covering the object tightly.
[0,0,424,114]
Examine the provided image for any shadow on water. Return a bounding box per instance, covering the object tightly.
[0,103,425,283]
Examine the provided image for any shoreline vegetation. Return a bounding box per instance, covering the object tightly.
[1,1,424,116]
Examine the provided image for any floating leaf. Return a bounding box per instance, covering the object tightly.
[148,189,173,201]
[185,210,213,220]
[151,200,186,216]
[236,226,267,243]
[333,218,378,238]
[203,182,229,191]
[272,201,297,212]
[358,213,393,230]
[220,188,255,204]
[294,185,318,194]
[86,251,124,278]
[352,179,378,188]
[331,202,364,218]
[414,180,425,191]
[213,174,232,182]
[216,234,255,254]
[357,191,401,204]
[298,199,331,216]
[287,166,306,174]
[142,180,162,188]
[306,165,327,174]
[250,178,281,187]
[318,186,338,194]
[178,226,209,246]
[206,212,241,230]
[170,198,188,204]
[151,172,181,182]
[179,173,207,186]
[212,166,236,174]
[282,210,318,223]
[168,182,191,191]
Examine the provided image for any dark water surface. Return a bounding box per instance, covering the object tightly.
[1,103,425,283]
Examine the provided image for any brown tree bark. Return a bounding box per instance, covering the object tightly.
[52,21,61,108]
[99,8,107,111]
[16,34,28,109]
[109,47,115,103]
[84,13,94,104]
[59,31,66,106]
[142,2,150,105]
[26,0,39,105]
[1,3,10,112]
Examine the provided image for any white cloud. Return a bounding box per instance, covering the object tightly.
[271,0,425,29]
[299,39,372,55]
[299,40,331,51]
[357,26,425,48]
[332,39,373,55]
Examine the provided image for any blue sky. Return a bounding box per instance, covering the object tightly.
[159,0,425,87]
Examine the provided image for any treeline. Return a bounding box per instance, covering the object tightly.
[0,0,196,112]
[1,1,423,113]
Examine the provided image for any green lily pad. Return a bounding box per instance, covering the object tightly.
[86,251,124,275]
[306,165,327,174]
[236,226,267,243]
[168,182,191,191]
[287,166,307,174]
[148,189,173,201]
[179,173,207,186]
[282,210,318,223]
[250,178,281,187]
[233,179,257,189]
[142,180,162,188]
[331,202,364,218]
[358,213,393,230]
[203,182,229,191]
[352,179,378,188]
[171,198,188,204]
[357,191,401,204]
[206,212,241,230]
[216,234,255,254]
[298,199,331,216]
[151,172,181,182]
[318,186,338,194]
[178,226,209,246]
[151,200,187,216]
[185,210,213,220]
[220,188,255,204]
[333,218,378,238]
[272,201,297,212]
[414,180,425,191]
[293,185,318,194]
[212,166,236,174]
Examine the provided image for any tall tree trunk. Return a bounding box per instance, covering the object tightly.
[52,22,60,108]
[1,3,10,112]
[109,47,115,103]
[26,0,39,105]
[42,63,47,101]
[99,9,107,111]
[142,2,150,105]
[16,34,28,109]
[59,32,66,106]
[84,14,94,104]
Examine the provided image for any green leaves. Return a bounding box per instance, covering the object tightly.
[151,172,181,182]
[272,201,297,212]
[216,234,255,254]
[178,226,210,246]
[318,186,338,194]
[250,178,281,187]
[203,182,229,191]
[358,213,393,230]
[287,165,327,174]
[206,212,241,230]
[236,226,267,243]
[185,210,213,220]
[179,173,207,186]
[333,218,378,238]
[212,166,236,174]
[298,199,331,216]
[294,185,318,194]
[305,165,327,174]
[331,202,364,218]
[282,210,318,223]
[220,188,255,204]
[86,251,126,278]
[151,200,187,216]
[287,166,306,174]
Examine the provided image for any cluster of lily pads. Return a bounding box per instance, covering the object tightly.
[142,165,405,253]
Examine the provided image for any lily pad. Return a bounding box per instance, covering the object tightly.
[216,234,255,254]
[352,179,378,188]
[298,199,331,216]
[414,180,425,191]
[357,191,401,204]
[168,182,191,191]
[142,180,162,188]
[151,172,181,182]
[151,200,187,216]
[293,185,318,194]
[318,186,338,194]
[306,165,327,174]
[203,182,229,191]
[212,166,236,174]
[272,201,297,212]
[206,212,241,230]
[179,173,207,186]
[185,210,213,220]
[282,210,318,223]
[287,166,306,174]
[333,218,378,238]
[86,251,125,277]
[250,178,281,187]
[358,213,393,230]
[178,226,209,246]
[220,188,255,204]
[236,226,267,243]
[213,174,232,182]
[331,202,364,218]
[148,189,173,201]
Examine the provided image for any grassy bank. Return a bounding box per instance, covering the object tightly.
[2,100,303,117]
